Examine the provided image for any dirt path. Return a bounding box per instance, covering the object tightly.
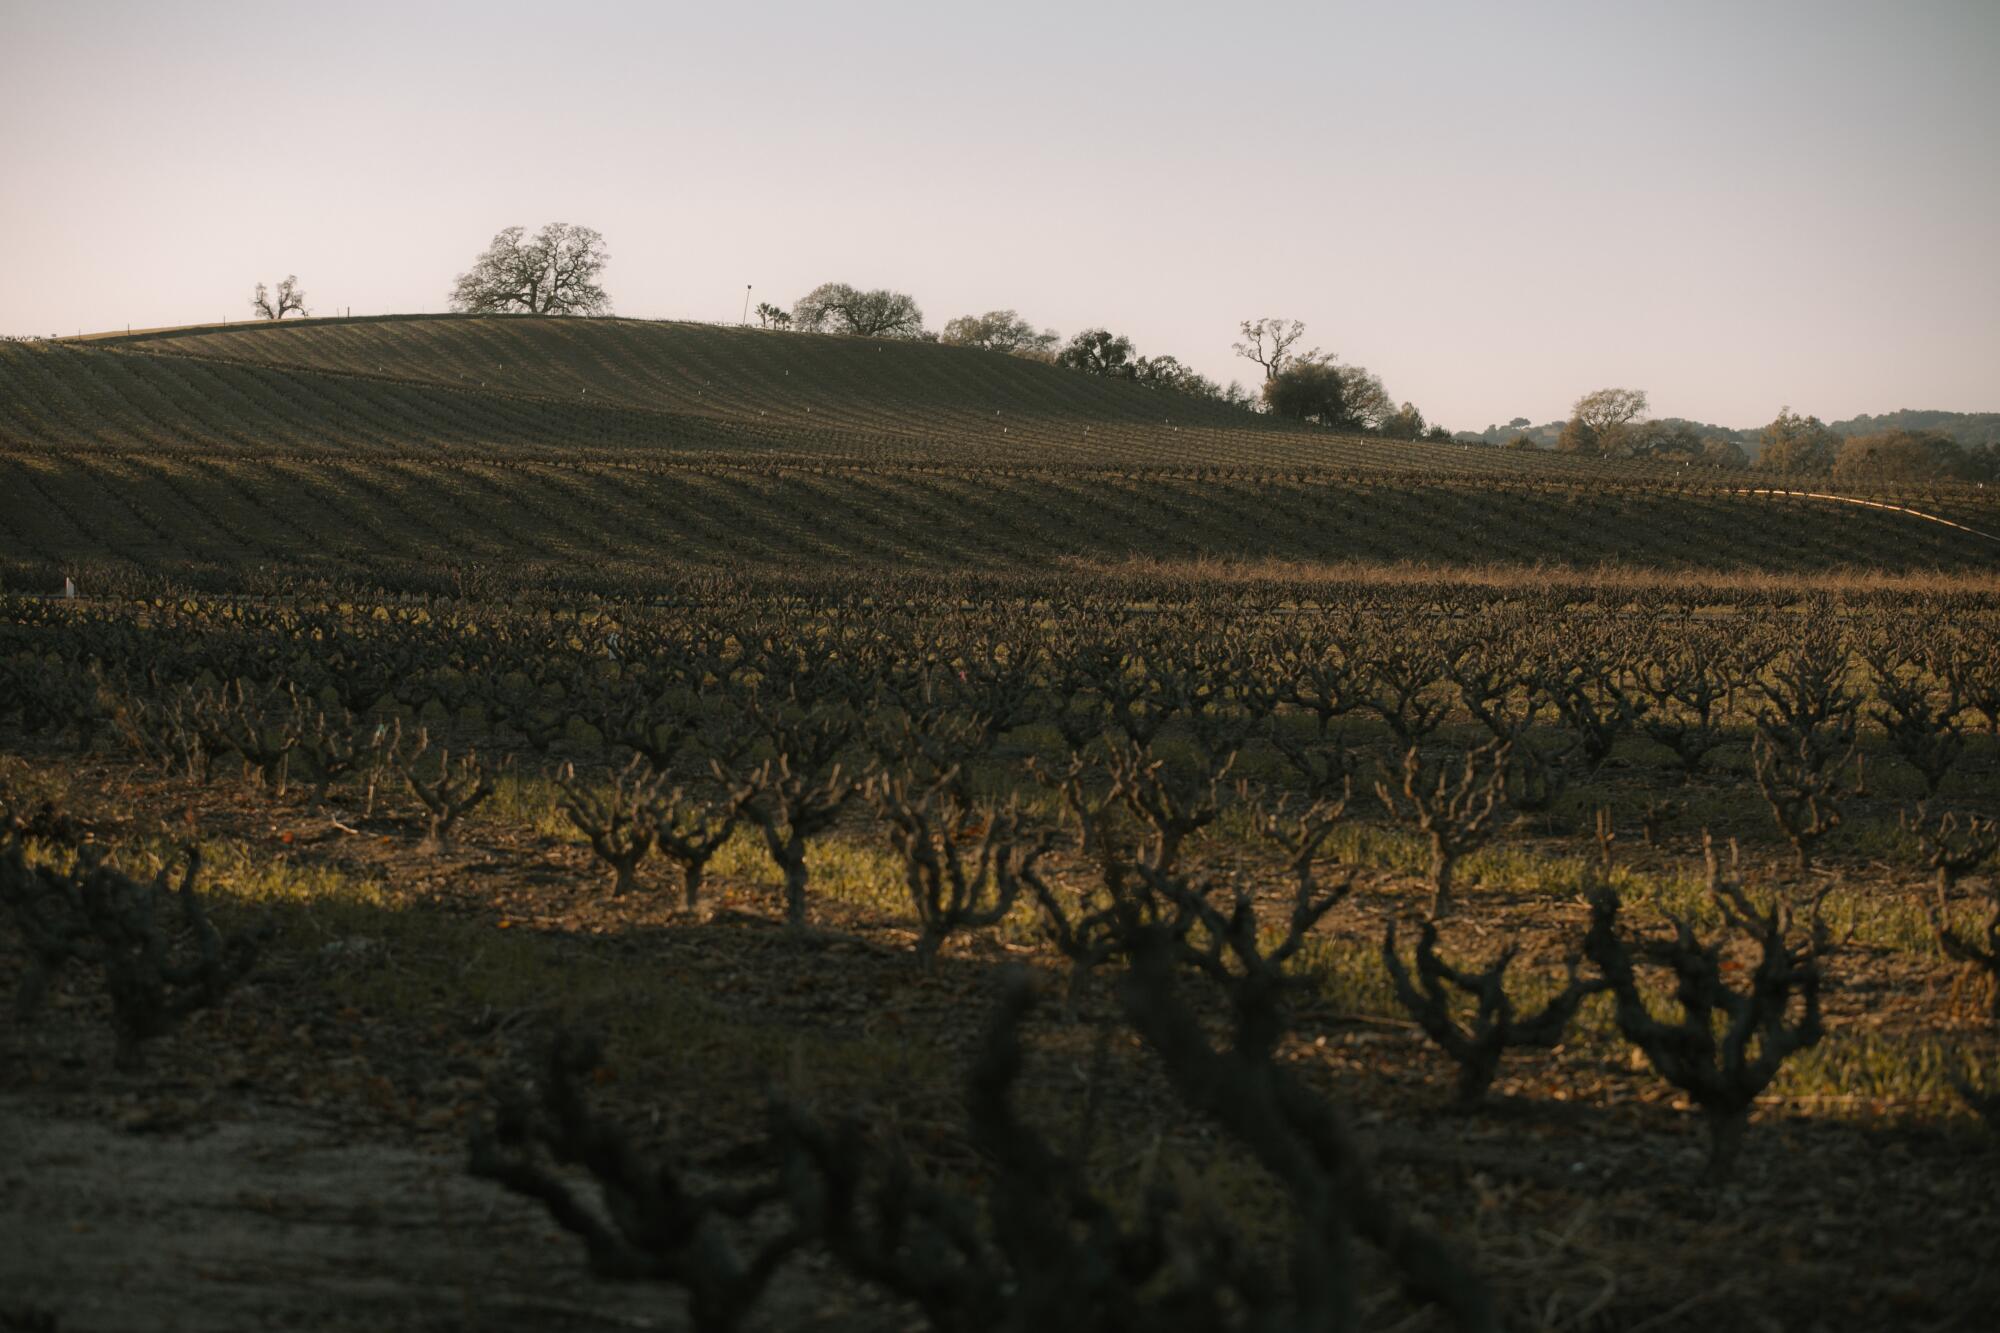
[0,1096,685,1332]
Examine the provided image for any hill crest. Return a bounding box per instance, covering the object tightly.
[57,314,1645,479]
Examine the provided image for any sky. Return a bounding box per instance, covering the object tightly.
[2,0,1996,431]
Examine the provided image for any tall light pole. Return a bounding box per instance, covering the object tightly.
[742,284,752,325]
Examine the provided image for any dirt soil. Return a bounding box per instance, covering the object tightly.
[0,1095,686,1332]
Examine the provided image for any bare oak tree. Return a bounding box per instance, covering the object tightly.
[250,276,308,320]
[450,223,611,316]
[1234,317,1321,381]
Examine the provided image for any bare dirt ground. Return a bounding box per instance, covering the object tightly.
[1,1095,678,1333]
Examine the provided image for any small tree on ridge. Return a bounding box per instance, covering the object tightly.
[250,276,308,320]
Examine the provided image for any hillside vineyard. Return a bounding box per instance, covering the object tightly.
[3,315,1997,592]
[5,313,2000,1332]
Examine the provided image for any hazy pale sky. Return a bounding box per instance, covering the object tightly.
[3,0,1995,430]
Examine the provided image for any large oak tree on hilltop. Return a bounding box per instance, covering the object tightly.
[790,283,927,338]
[450,223,610,316]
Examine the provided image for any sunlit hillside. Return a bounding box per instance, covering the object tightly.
[2,314,1995,592]
[45,314,1629,474]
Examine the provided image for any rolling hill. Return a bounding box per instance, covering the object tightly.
[2,314,1996,593]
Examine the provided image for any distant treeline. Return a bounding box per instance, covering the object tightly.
[1829,409,2000,446]
[1456,409,1999,455]
[1443,391,1998,482]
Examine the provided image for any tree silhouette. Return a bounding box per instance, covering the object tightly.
[250,276,308,320]
[450,223,610,316]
